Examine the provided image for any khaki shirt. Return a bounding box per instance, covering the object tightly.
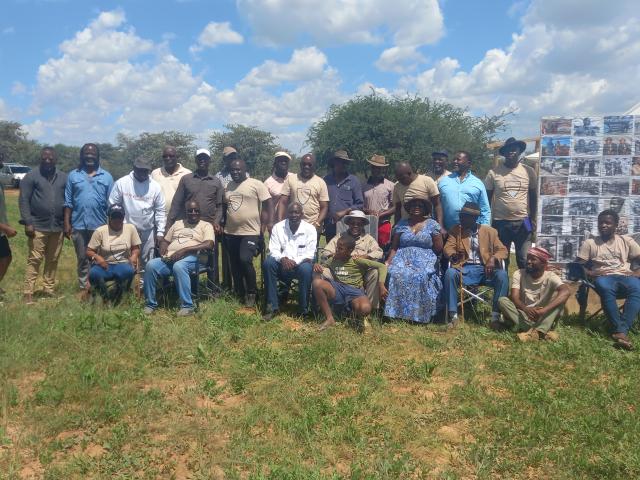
[165,220,215,257]
[281,174,330,225]
[322,233,383,260]
[484,163,536,221]
[151,164,192,212]
[393,174,439,219]
[577,235,640,276]
[264,172,295,200]
[88,224,141,264]
[224,178,271,236]
[512,269,564,307]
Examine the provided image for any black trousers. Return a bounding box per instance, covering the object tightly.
[225,234,259,297]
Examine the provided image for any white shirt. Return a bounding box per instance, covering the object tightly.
[268,218,317,264]
[109,172,167,235]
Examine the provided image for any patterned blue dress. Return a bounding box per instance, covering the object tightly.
[384,219,442,323]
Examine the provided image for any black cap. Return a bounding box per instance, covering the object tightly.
[108,204,125,218]
[432,149,449,157]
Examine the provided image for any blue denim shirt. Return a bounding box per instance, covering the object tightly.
[64,167,114,230]
[323,173,364,225]
[438,172,491,230]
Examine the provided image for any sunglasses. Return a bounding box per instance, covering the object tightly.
[187,209,200,213]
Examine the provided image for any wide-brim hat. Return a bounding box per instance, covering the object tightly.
[499,137,526,156]
[344,210,369,225]
[460,201,481,217]
[367,154,388,167]
[331,149,354,162]
[222,146,237,158]
[133,157,152,170]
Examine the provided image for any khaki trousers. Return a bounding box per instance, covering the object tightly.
[322,267,380,309]
[23,231,64,295]
[498,297,562,334]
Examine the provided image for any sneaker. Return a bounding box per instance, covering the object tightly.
[143,306,155,315]
[447,313,459,329]
[245,294,256,308]
[489,320,508,332]
[177,308,194,317]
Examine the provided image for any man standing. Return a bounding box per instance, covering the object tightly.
[262,202,317,320]
[438,151,491,232]
[225,158,272,307]
[393,162,443,226]
[264,152,295,227]
[215,146,248,188]
[485,137,537,269]
[109,157,166,269]
[278,153,329,232]
[323,150,364,241]
[443,202,509,326]
[0,151,17,295]
[576,209,640,350]
[363,154,395,249]
[144,200,214,317]
[151,145,191,213]
[496,247,570,342]
[19,147,67,303]
[64,143,114,291]
[431,149,451,184]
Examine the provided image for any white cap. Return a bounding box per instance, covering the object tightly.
[196,148,211,157]
[274,151,292,161]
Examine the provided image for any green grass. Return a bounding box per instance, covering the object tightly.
[2,188,640,479]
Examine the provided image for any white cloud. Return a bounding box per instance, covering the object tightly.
[240,47,328,86]
[190,21,244,53]
[11,82,27,95]
[375,46,426,73]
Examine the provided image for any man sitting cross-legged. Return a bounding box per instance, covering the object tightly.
[312,235,388,331]
[496,247,570,342]
[443,201,509,327]
[143,200,214,317]
[262,202,317,321]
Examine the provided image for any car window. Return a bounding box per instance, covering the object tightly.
[11,166,31,173]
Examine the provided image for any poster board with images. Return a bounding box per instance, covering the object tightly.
[538,115,639,263]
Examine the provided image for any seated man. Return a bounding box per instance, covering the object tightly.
[322,210,384,308]
[443,201,509,326]
[86,204,141,304]
[312,235,388,331]
[143,200,214,317]
[496,247,570,341]
[262,202,317,320]
[576,209,640,350]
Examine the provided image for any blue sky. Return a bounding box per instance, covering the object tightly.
[1,0,639,153]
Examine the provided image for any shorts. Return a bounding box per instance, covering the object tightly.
[328,279,365,312]
[0,236,11,258]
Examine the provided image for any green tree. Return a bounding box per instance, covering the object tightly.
[208,124,290,180]
[0,121,40,166]
[307,94,507,178]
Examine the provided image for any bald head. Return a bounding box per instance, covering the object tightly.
[395,162,415,186]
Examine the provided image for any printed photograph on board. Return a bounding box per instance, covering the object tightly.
[633,217,640,234]
[558,236,581,261]
[630,198,640,215]
[573,117,602,136]
[540,177,568,196]
[635,139,640,156]
[570,216,596,236]
[633,179,640,195]
[537,237,558,260]
[601,179,629,196]
[568,197,599,215]
[572,137,602,156]
[603,136,633,155]
[600,197,628,216]
[602,157,631,176]
[541,197,565,215]
[617,216,629,235]
[540,157,570,176]
[568,178,600,196]
[541,117,572,135]
[604,116,634,135]
[569,157,600,177]
[542,136,571,156]
[633,157,640,175]
[540,216,565,235]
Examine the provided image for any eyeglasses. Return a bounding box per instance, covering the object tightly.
[187,209,200,213]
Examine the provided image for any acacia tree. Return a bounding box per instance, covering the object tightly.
[307,94,507,178]
[209,124,290,180]
[0,121,40,166]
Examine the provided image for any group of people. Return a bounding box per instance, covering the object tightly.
[2,136,640,348]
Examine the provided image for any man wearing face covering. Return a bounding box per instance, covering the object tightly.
[64,143,114,291]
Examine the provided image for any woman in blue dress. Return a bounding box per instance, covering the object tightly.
[384,195,443,323]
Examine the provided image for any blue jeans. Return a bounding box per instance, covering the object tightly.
[593,274,640,334]
[263,256,313,314]
[89,263,136,299]
[444,264,509,313]
[143,255,197,310]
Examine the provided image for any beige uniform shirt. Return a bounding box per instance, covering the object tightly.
[393,174,439,219]
[281,174,330,225]
[484,163,536,221]
[322,233,383,261]
[512,269,564,307]
[88,224,141,264]
[225,178,271,236]
[577,235,640,276]
[164,219,215,257]
[151,164,192,212]
[264,172,295,200]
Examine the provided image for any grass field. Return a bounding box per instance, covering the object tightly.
[1,188,640,479]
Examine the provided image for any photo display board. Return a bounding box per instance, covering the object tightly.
[538,115,640,263]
